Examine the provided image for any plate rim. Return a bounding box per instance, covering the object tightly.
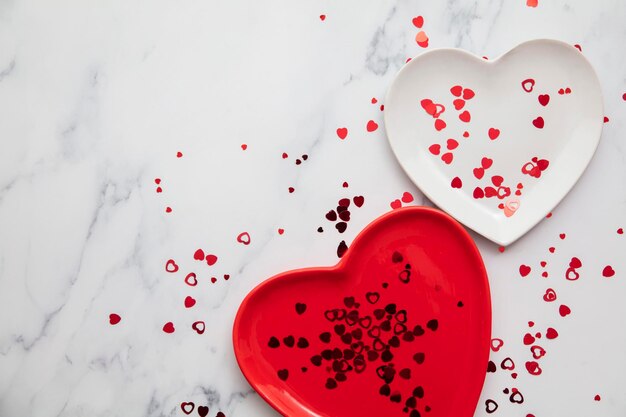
[232,206,492,417]
[383,38,604,246]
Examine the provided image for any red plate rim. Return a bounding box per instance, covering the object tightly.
[232,206,492,417]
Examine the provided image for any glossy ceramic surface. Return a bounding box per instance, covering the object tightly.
[385,39,604,246]
[233,207,491,417]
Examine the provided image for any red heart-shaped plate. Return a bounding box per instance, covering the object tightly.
[233,207,491,417]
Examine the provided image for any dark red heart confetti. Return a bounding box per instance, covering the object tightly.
[180,402,194,414]
[192,321,205,334]
[532,116,544,129]
[602,265,615,277]
[109,313,121,325]
[185,272,198,286]
[165,259,179,273]
[184,296,196,308]
[542,288,557,302]
[519,265,531,277]
[546,327,558,339]
[206,254,218,266]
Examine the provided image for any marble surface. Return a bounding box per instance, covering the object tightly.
[1,1,625,416]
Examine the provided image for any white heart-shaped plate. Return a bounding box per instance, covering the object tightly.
[384,39,603,246]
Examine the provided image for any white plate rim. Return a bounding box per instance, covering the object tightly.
[383,38,604,246]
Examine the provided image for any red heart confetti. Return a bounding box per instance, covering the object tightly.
[490,338,504,352]
[165,259,179,273]
[488,128,500,140]
[546,327,558,339]
[542,288,557,302]
[565,268,580,281]
[237,232,251,245]
[453,98,465,110]
[428,144,441,155]
[415,31,429,48]
[185,272,198,286]
[602,265,615,278]
[184,296,196,308]
[569,257,582,268]
[366,120,379,132]
[109,313,121,325]
[206,254,218,266]
[519,265,531,277]
[193,249,205,261]
[525,361,542,375]
[532,116,544,129]
[531,345,546,360]
[500,357,515,370]
[523,333,536,345]
[412,16,424,28]
[462,88,475,99]
[163,322,175,333]
[521,78,535,92]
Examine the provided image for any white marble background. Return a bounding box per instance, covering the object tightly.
[1,1,625,416]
